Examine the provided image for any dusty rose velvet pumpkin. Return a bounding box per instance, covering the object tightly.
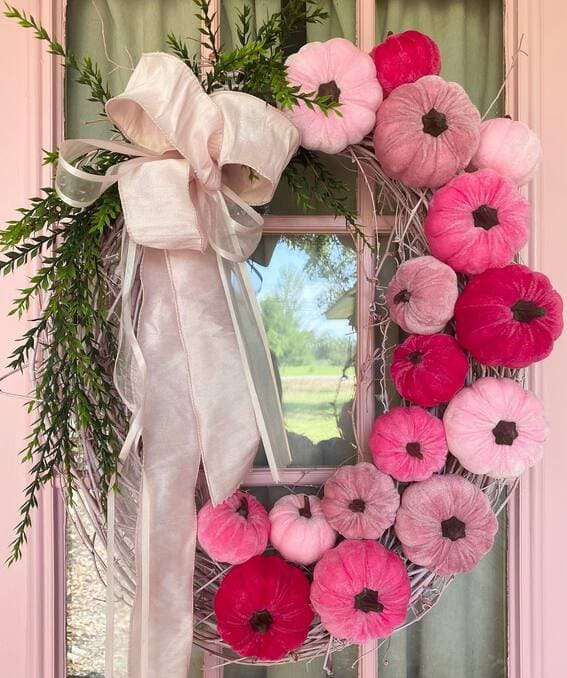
[269,494,336,565]
[214,555,313,661]
[370,30,441,97]
[369,406,448,482]
[395,474,498,576]
[321,462,400,539]
[386,255,458,334]
[197,490,270,565]
[471,118,542,186]
[390,333,469,407]
[424,169,530,275]
[374,75,480,188]
[455,264,564,368]
[285,38,383,154]
[444,377,548,478]
[311,540,410,643]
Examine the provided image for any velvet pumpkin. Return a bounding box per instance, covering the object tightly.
[424,169,530,275]
[311,539,410,643]
[269,494,336,565]
[386,255,458,334]
[370,30,441,97]
[321,462,400,539]
[471,117,542,186]
[369,406,448,482]
[197,490,270,565]
[214,554,313,661]
[444,377,548,478]
[390,333,469,407]
[395,474,498,576]
[454,264,564,368]
[284,38,383,154]
[374,75,481,188]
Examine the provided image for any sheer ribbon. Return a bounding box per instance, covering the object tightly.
[55,52,298,678]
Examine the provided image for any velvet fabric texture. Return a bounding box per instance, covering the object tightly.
[321,462,400,539]
[390,333,469,407]
[374,75,480,188]
[214,555,313,661]
[370,30,441,97]
[284,37,383,154]
[370,406,448,482]
[424,169,530,275]
[311,540,410,643]
[455,264,564,368]
[386,255,458,334]
[444,377,548,478]
[395,475,498,576]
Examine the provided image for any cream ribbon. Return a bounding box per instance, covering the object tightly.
[55,52,298,677]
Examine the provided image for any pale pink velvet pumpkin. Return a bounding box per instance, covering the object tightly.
[386,255,458,334]
[321,462,400,539]
[374,75,480,188]
[444,377,548,479]
[198,490,270,565]
[269,494,336,566]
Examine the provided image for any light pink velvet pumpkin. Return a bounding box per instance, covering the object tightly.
[471,117,542,186]
[386,255,458,334]
[269,494,336,565]
[197,490,270,565]
[321,462,400,539]
[374,75,480,188]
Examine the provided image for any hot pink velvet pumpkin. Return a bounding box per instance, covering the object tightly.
[386,255,458,334]
[370,30,441,97]
[369,406,448,482]
[444,376,548,478]
[471,118,542,186]
[395,474,498,576]
[198,490,270,565]
[269,494,336,565]
[424,169,530,275]
[321,462,400,539]
[390,333,469,407]
[455,264,564,368]
[374,75,481,188]
[311,540,410,643]
[285,38,383,154]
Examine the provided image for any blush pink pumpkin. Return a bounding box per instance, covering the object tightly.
[395,474,498,576]
[285,38,383,154]
[198,490,270,565]
[443,377,548,478]
[424,169,530,275]
[321,462,400,539]
[374,75,480,188]
[311,540,410,643]
[386,255,458,334]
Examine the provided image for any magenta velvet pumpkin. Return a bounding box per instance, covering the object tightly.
[374,75,481,188]
[390,333,469,407]
[311,540,410,643]
[424,169,530,275]
[455,264,564,368]
[370,30,441,97]
[386,255,458,334]
[444,377,548,478]
[471,118,542,186]
[321,462,400,539]
[214,555,313,661]
[197,490,270,565]
[395,474,498,576]
[369,406,448,482]
[269,494,336,565]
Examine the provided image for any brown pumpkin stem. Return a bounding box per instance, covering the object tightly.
[387,30,394,37]
[298,495,312,519]
[236,495,249,519]
[317,80,341,104]
[393,289,411,304]
[441,516,466,541]
[492,419,518,446]
[405,442,424,460]
[249,609,273,634]
[407,350,423,365]
[348,498,366,513]
[354,588,384,614]
[422,108,448,137]
[472,204,499,230]
[504,114,512,119]
[511,299,547,322]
